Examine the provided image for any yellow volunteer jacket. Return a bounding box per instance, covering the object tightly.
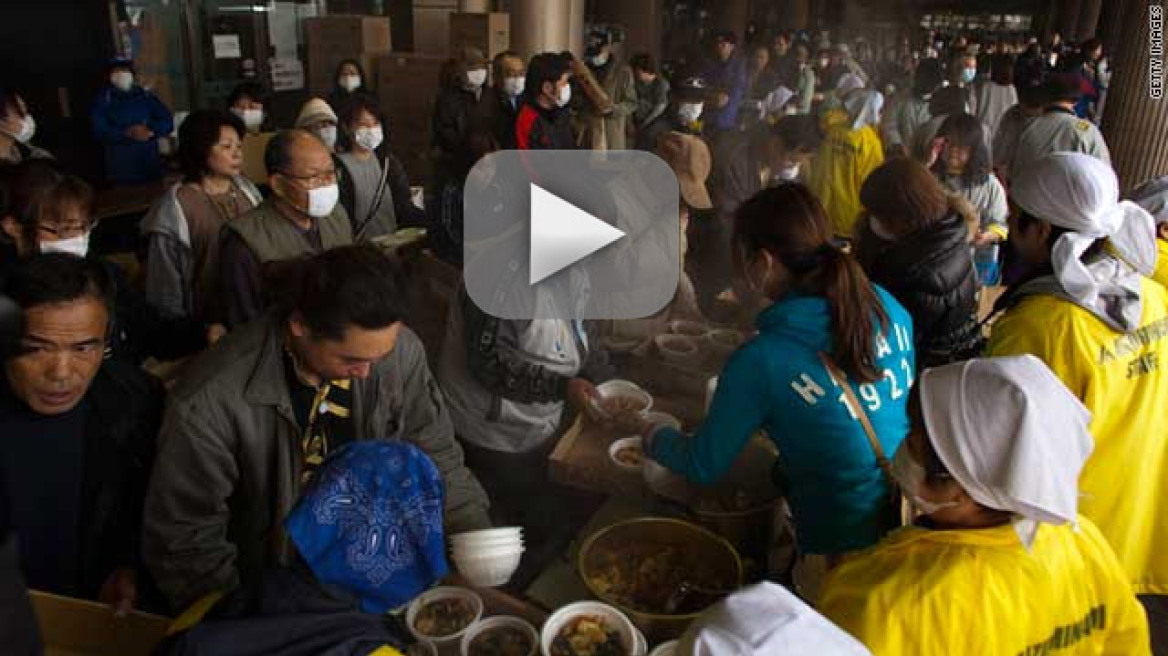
[808,122,884,239]
[988,279,1168,594]
[1153,240,1168,290]
[819,518,1150,656]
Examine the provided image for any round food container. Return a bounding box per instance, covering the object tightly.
[407,586,485,650]
[609,436,645,472]
[592,380,654,417]
[704,329,745,357]
[461,615,539,656]
[648,640,678,656]
[653,334,700,365]
[540,601,639,656]
[667,320,708,338]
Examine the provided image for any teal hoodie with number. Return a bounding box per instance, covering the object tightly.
[649,286,915,555]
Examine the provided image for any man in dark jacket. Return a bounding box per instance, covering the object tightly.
[432,47,494,173]
[515,52,575,150]
[0,254,162,612]
[144,245,490,612]
[699,32,748,133]
[480,51,527,149]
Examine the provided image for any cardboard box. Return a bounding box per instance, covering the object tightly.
[303,16,393,55]
[449,12,511,60]
[30,591,171,656]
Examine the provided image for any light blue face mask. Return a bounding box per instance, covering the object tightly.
[962,67,977,84]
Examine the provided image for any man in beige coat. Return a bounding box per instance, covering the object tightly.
[574,29,637,151]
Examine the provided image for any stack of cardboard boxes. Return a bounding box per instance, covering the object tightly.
[449,12,511,60]
[304,16,393,97]
[376,52,448,182]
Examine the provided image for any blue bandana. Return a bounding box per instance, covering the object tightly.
[285,440,449,613]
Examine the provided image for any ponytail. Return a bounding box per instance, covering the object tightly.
[817,245,888,383]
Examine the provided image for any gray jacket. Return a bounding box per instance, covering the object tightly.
[141,178,262,318]
[143,314,490,610]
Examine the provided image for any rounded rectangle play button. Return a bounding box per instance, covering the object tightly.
[463,150,681,320]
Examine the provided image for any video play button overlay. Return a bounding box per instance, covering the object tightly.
[529,183,625,285]
[463,150,680,320]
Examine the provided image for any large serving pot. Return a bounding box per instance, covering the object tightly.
[577,517,743,642]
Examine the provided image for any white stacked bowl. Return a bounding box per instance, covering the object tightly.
[450,527,525,587]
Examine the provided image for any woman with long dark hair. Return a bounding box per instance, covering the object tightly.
[633,184,916,588]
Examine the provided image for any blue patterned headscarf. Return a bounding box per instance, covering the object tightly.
[285,440,449,613]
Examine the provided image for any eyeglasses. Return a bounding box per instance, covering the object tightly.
[279,169,337,187]
[36,220,98,239]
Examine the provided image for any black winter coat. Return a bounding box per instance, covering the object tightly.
[856,212,983,365]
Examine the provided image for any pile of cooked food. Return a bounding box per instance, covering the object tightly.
[586,545,730,615]
[468,624,534,656]
[413,597,476,637]
[613,444,643,467]
[549,616,626,656]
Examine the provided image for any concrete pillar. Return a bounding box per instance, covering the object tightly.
[459,0,491,11]
[1076,0,1103,41]
[568,0,586,58]
[1100,0,1168,192]
[509,0,580,59]
[784,0,812,31]
[591,0,662,63]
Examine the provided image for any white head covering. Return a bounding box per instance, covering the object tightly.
[920,355,1094,546]
[1011,152,1158,332]
[843,88,883,131]
[1129,175,1168,226]
[764,86,796,115]
[677,582,871,655]
[835,72,866,96]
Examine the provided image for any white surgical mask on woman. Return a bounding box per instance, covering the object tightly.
[234,108,264,132]
[111,71,134,92]
[466,68,488,89]
[306,184,340,219]
[339,74,361,92]
[889,442,960,516]
[556,83,572,108]
[317,125,338,150]
[354,125,384,152]
[6,114,35,144]
[591,52,610,67]
[40,232,90,257]
[503,76,525,97]
[678,102,703,125]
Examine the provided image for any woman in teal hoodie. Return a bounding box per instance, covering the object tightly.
[639,184,916,559]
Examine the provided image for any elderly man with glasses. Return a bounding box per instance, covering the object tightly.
[219,129,353,328]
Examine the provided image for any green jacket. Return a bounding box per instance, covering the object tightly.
[143,314,491,611]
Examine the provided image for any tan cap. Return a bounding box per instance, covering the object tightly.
[460,46,488,67]
[294,98,337,128]
[656,131,712,210]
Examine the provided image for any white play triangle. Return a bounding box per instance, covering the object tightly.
[528,183,625,285]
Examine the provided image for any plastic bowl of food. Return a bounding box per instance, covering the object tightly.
[406,641,438,656]
[407,586,485,649]
[461,616,540,656]
[591,380,653,418]
[540,601,640,656]
[648,640,678,656]
[667,320,708,338]
[608,437,644,473]
[704,329,745,357]
[653,334,700,365]
[451,550,525,588]
[638,413,692,503]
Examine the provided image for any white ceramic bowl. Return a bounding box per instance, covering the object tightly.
[591,380,653,417]
[407,586,485,649]
[452,549,524,587]
[649,640,678,656]
[705,328,745,356]
[460,616,540,656]
[667,319,708,338]
[608,436,644,472]
[654,334,700,365]
[450,534,525,549]
[450,527,523,542]
[451,542,525,560]
[540,601,639,656]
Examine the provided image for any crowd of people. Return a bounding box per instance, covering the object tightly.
[0,17,1165,656]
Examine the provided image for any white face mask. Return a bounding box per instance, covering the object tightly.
[40,232,90,257]
[819,58,831,68]
[678,102,703,125]
[556,83,572,107]
[306,183,340,219]
[339,74,361,92]
[234,108,264,132]
[503,76,525,97]
[354,126,384,152]
[590,52,610,67]
[466,68,488,88]
[316,125,337,150]
[890,442,960,516]
[7,114,35,144]
[111,71,134,92]
[776,163,800,181]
